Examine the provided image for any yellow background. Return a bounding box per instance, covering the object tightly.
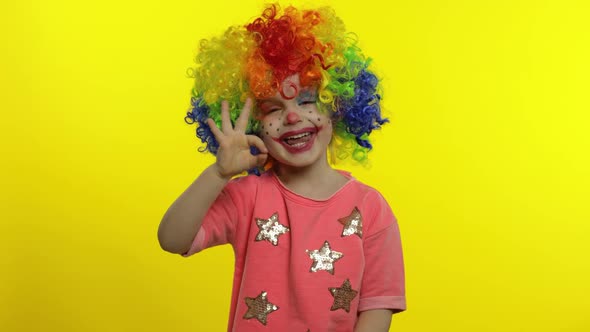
[1,0,589,331]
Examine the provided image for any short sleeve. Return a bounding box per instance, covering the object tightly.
[358,193,406,313]
[182,179,242,257]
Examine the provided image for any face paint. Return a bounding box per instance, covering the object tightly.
[257,74,333,169]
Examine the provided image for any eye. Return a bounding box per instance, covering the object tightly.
[257,100,283,114]
[259,104,282,114]
[266,107,282,113]
[299,100,317,106]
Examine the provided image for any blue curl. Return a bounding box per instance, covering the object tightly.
[186,97,219,154]
[335,67,388,149]
[186,97,263,175]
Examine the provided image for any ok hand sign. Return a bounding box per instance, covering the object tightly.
[207,98,268,179]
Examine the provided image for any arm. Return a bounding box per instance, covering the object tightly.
[158,99,267,254]
[354,193,406,329]
[158,164,231,254]
[354,309,393,332]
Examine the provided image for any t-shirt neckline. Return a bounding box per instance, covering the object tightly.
[267,169,356,206]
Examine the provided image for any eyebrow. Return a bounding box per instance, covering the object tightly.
[297,90,317,100]
[296,89,319,104]
[256,99,279,107]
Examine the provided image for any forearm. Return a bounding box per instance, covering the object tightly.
[354,309,393,332]
[158,164,230,254]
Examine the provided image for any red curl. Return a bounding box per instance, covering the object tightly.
[245,4,334,98]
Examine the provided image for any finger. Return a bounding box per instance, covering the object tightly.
[220,100,232,133]
[234,98,253,132]
[255,153,268,167]
[245,151,268,169]
[244,147,268,169]
[206,118,223,141]
[246,134,268,154]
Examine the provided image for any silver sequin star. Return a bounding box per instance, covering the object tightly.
[306,241,343,274]
[338,207,363,238]
[255,212,290,246]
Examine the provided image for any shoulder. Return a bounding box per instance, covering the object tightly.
[346,177,389,205]
[344,178,397,236]
[223,171,275,197]
[217,172,274,213]
[227,171,269,187]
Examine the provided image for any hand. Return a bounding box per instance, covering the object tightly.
[207,98,268,179]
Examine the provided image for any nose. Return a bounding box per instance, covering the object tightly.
[285,111,301,124]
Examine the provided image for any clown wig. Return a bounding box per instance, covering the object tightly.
[185,4,388,172]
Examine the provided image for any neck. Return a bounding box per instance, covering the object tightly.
[273,156,331,185]
[272,155,349,200]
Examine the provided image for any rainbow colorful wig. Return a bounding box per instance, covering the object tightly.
[185,4,388,173]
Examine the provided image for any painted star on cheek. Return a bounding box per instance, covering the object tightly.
[338,207,363,238]
[255,212,290,246]
[328,279,358,312]
[306,241,343,275]
[243,291,279,325]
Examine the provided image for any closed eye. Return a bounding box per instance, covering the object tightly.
[299,100,317,106]
[259,104,282,114]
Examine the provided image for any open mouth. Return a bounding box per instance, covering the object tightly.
[272,127,322,152]
[283,132,312,147]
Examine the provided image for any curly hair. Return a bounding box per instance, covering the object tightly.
[185,3,388,173]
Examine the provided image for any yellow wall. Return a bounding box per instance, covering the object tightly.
[2,0,589,331]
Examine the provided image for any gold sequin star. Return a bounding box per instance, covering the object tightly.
[329,279,358,312]
[255,212,290,246]
[243,291,279,325]
[306,241,343,274]
[338,207,363,238]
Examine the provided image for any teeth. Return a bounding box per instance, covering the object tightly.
[286,132,310,140]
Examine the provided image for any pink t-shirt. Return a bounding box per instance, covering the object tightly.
[184,170,406,332]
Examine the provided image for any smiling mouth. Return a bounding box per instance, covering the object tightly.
[272,127,322,152]
[284,132,312,147]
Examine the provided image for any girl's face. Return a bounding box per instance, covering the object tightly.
[257,74,333,169]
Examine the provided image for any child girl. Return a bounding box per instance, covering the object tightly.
[158,4,406,331]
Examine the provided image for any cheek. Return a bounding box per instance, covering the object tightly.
[313,114,331,127]
[260,118,280,138]
[325,120,334,135]
[320,117,333,137]
[306,106,330,125]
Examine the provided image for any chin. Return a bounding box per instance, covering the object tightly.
[269,148,327,169]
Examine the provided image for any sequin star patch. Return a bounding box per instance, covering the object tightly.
[338,207,363,238]
[306,241,343,275]
[255,212,290,246]
[329,279,358,312]
[243,291,279,325]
